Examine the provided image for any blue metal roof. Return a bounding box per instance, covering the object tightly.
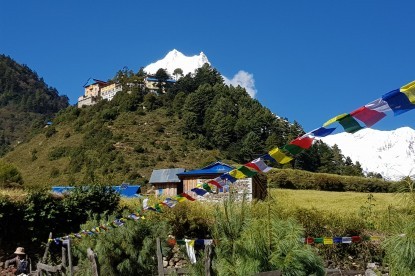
[177,162,234,176]
[51,185,141,198]
[146,77,176,83]
[83,78,108,88]
[83,78,96,87]
[149,168,185,183]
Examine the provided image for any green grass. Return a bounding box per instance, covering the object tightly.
[271,189,405,215]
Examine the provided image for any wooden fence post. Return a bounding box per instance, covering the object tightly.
[156,238,164,276]
[204,244,212,276]
[65,239,73,276]
[87,248,100,276]
[61,246,67,276]
[38,232,53,276]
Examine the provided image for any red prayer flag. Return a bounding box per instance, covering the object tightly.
[351,236,362,243]
[245,162,261,172]
[180,192,196,201]
[208,179,222,188]
[290,136,314,149]
[350,106,386,127]
[306,237,314,244]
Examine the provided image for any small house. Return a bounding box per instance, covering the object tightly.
[149,168,185,196]
[176,161,267,201]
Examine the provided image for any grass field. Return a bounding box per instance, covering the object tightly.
[271,189,405,215]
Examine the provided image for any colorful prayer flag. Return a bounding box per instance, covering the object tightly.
[342,237,352,244]
[365,98,392,113]
[268,147,293,164]
[283,144,304,155]
[245,158,272,173]
[351,236,361,243]
[400,80,415,104]
[290,136,314,149]
[202,183,213,193]
[175,195,187,202]
[162,198,178,208]
[323,237,333,245]
[382,89,415,116]
[180,192,196,201]
[314,237,324,244]
[350,106,386,127]
[310,127,336,137]
[338,114,363,133]
[237,165,257,177]
[191,187,208,196]
[306,237,314,244]
[323,113,348,127]
[208,178,223,188]
[229,169,248,179]
[220,173,237,183]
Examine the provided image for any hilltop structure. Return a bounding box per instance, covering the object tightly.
[77,76,175,108]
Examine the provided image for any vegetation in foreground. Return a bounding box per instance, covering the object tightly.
[2,184,415,275]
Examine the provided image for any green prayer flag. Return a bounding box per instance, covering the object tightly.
[283,144,304,155]
[338,114,363,133]
[202,183,212,193]
[314,237,324,244]
[237,166,257,177]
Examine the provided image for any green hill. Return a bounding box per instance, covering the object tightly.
[1,64,364,187]
[0,54,69,155]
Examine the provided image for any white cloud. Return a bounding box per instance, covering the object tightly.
[223,70,257,98]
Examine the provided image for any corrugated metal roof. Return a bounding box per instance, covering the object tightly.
[177,162,234,176]
[149,168,185,183]
[83,78,108,88]
[51,185,141,198]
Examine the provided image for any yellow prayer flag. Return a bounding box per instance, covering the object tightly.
[370,236,381,241]
[323,237,333,245]
[229,169,247,179]
[175,196,187,202]
[401,80,415,104]
[323,113,348,127]
[269,147,293,164]
[189,240,195,246]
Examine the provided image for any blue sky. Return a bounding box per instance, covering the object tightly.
[1,0,415,132]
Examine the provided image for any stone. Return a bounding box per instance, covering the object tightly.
[367,262,378,269]
[365,268,377,276]
[163,260,168,267]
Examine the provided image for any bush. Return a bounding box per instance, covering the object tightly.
[45,126,57,138]
[48,146,69,161]
[0,160,23,187]
[268,168,398,193]
[73,214,170,275]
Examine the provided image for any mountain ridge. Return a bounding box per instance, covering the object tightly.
[320,127,415,180]
[144,49,210,77]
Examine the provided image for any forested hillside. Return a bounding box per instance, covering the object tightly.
[1,64,364,187]
[0,54,69,155]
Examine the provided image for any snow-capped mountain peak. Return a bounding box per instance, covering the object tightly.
[320,127,415,181]
[144,49,210,77]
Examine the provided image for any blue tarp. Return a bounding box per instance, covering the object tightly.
[51,185,141,198]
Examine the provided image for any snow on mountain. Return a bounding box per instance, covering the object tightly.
[144,49,210,77]
[144,49,257,98]
[320,127,415,181]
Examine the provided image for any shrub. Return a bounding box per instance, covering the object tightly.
[48,146,69,161]
[0,160,23,187]
[73,214,170,275]
[268,168,398,193]
[133,145,146,153]
[45,126,57,138]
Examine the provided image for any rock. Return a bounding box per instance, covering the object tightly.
[163,260,168,267]
[367,262,378,269]
[365,268,377,276]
